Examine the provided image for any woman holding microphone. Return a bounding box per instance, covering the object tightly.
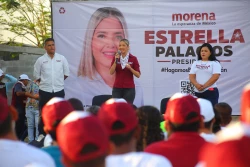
[110,39,141,104]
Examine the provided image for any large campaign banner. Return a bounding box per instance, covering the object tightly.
[52,1,250,115]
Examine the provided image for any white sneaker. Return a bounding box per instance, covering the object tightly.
[36,134,44,142]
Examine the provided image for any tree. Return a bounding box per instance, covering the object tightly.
[0,0,51,47]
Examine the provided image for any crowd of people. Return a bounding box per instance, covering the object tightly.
[0,36,248,167]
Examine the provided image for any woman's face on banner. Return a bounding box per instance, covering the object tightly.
[92,17,124,68]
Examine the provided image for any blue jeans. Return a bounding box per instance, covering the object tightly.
[25,106,39,142]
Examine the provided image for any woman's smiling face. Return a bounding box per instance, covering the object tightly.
[92,17,125,68]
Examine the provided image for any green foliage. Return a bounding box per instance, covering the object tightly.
[0,0,51,47]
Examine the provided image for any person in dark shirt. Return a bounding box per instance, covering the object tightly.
[11,74,38,140]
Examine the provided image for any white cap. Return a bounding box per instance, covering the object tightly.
[19,74,31,80]
[197,98,215,122]
[0,69,3,77]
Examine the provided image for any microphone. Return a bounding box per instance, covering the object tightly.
[116,50,121,63]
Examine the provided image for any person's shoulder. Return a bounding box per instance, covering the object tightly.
[14,82,21,87]
[129,53,137,58]
[193,60,200,64]
[36,54,47,62]
[55,52,66,58]
[145,140,167,152]
[42,145,60,152]
[211,60,220,64]
[211,60,221,67]
[22,142,56,160]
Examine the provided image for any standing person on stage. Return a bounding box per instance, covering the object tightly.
[189,43,221,107]
[34,38,70,110]
[66,7,144,109]
[109,39,141,104]
[34,38,69,135]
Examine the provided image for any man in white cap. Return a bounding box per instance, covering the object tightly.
[11,74,38,140]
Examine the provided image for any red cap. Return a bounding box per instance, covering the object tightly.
[42,97,74,131]
[0,96,9,123]
[57,111,109,162]
[241,84,250,124]
[164,93,201,124]
[200,136,250,167]
[97,98,138,135]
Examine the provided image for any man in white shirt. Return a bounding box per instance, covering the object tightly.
[34,38,69,135]
[0,96,55,167]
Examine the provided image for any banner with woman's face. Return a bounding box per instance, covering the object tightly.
[52,1,250,114]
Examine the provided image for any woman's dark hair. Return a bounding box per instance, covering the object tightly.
[136,106,164,151]
[197,43,219,62]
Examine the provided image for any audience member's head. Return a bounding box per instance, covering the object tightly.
[97,98,139,154]
[0,95,18,138]
[136,106,164,151]
[67,98,84,111]
[42,97,74,141]
[164,93,202,134]
[241,83,250,124]
[214,102,232,127]
[197,98,215,132]
[18,74,31,86]
[87,105,100,116]
[57,111,110,167]
[199,84,250,167]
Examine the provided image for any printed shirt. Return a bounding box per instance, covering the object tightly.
[34,53,70,93]
[189,60,221,92]
[26,82,39,109]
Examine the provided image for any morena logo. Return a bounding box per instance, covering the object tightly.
[172,12,216,21]
[59,7,66,14]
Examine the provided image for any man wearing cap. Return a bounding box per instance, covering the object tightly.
[98,98,173,167]
[57,111,110,167]
[197,98,216,142]
[0,68,17,102]
[41,97,74,167]
[198,84,250,167]
[0,96,56,167]
[11,74,38,139]
[145,93,207,167]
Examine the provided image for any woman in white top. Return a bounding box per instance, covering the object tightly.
[189,43,221,107]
